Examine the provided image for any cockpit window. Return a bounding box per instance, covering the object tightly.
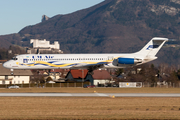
[12,57,18,60]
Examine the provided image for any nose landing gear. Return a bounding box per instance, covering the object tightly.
[11,69,14,75]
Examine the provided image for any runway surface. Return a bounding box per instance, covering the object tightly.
[0,93,180,97]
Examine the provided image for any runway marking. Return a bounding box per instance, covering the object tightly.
[95,93,109,96]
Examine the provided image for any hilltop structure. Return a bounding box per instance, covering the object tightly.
[26,39,63,54]
[42,15,49,22]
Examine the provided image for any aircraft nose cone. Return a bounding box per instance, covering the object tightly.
[3,62,10,69]
[3,62,7,68]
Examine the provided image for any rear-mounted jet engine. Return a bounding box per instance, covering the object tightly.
[113,58,142,66]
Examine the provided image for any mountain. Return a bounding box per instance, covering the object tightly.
[1,0,180,65]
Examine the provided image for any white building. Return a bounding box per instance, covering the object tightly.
[0,63,33,84]
[92,70,112,86]
[30,39,60,49]
[27,39,63,54]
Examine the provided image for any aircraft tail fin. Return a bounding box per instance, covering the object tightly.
[135,37,168,59]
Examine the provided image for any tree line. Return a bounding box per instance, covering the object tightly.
[0,45,26,60]
[114,63,180,86]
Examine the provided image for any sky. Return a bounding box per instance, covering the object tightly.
[0,0,104,35]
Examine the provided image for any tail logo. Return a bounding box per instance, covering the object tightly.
[146,45,159,50]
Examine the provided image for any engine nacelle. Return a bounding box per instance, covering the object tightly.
[113,58,142,66]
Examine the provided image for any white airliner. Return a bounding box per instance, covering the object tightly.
[3,37,168,72]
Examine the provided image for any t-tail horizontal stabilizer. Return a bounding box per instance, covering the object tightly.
[135,37,169,63]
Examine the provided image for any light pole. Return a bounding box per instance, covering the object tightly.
[82,69,84,87]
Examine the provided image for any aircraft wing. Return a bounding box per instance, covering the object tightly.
[71,61,111,69]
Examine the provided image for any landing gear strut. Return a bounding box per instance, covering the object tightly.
[10,69,14,75]
[87,64,104,75]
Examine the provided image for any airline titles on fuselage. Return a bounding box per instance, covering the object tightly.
[31,55,54,59]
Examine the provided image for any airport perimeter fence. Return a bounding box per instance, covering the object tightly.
[0,82,180,88]
[142,82,180,88]
[0,82,91,89]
